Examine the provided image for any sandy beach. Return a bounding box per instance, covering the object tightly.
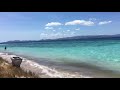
[0,52,92,78]
[0,57,37,78]
[1,52,120,78]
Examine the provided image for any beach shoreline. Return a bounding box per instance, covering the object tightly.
[0,52,92,78]
[0,57,38,78]
[0,51,120,78]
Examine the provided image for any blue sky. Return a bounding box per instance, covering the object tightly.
[0,12,120,42]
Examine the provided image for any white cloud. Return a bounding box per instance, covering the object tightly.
[40,33,48,36]
[98,21,112,25]
[45,22,62,26]
[40,33,50,39]
[75,28,80,30]
[53,30,56,32]
[52,32,62,36]
[71,31,75,35]
[67,30,70,32]
[44,27,53,30]
[49,32,63,38]
[40,32,64,39]
[65,20,94,26]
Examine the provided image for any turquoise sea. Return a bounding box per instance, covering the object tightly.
[0,39,120,77]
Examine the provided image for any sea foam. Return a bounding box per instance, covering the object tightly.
[0,52,92,78]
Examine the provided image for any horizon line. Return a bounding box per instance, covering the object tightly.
[1,33,120,43]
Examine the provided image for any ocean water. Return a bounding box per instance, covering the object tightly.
[0,39,120,76]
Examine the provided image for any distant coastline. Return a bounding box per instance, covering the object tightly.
[1,34,120,44]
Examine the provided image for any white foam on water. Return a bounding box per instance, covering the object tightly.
[0,52,92,78]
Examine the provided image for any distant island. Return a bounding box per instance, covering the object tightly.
[1,34,120,44]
